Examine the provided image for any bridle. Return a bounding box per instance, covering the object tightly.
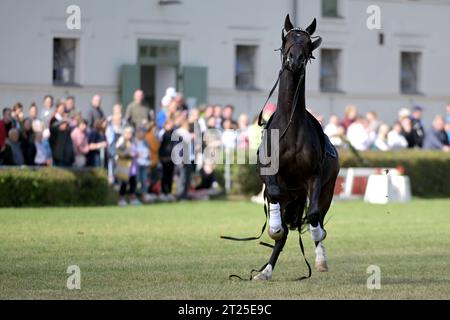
[257,28,321,135]
[280,28,317,67]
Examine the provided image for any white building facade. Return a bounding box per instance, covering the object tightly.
[0,0,449,123]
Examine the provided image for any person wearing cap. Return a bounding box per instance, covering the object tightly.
[125,90,149,128]
[410,105,425,148]
[157,95,171,129]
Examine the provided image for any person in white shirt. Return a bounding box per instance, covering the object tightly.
[388,122,408,150]
[324,115,344,147]
[173,118,195,200]
[346,117,373,151]
[221,119,237,150]
[373,124,390,151]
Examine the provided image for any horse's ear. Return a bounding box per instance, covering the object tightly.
[311,37,322,52]
[305,18,317,35]
[284,14,294,32]
[281,29,286,44]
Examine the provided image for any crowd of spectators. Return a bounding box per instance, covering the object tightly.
[1,88,449,205]
[322,104,450,152]
[0,88,263,205]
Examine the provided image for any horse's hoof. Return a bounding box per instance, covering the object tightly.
[253,272,271,281]
[253,265,272,281]
[268,227,284,241]
[315,260,328,272]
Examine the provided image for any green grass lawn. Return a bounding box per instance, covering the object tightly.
[0,199,449,300]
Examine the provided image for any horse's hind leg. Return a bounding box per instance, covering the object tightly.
[253,226,289,281]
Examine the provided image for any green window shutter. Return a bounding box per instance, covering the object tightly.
[182,66,208,106]
[120,64,141,108]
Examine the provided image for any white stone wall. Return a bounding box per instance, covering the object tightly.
[0,0,449,124]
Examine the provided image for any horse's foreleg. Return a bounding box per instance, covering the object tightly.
[307,176,326,242]
[313,175,337,272]
[306,176,321,226]
[314,241,328,272]
[263,176,284,241]
[253,228,289,281]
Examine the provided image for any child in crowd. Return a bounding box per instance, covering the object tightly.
[71,119,90,167]
[144,121,161,197]
[158,119,176,201]
[116,126,140,206]
[32,120,52,166]
[136,126,152,202]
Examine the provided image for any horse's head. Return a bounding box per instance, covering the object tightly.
[281,14,322,74]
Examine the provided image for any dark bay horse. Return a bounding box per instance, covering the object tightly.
[254,15,340,280]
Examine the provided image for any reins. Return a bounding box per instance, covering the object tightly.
[222,194,311,282]
[257,67,284,127]
[256,64,304,140]
[220,199,274,249]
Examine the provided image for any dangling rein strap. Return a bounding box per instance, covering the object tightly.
[221,198,274,281]
[226,231,312,282]
[257,68,284,127]
[221,196,312,281]
[220,199,274,249]
[228,263,269,281]
[295,231,312,281]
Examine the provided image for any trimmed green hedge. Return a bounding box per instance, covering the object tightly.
[0,167,116,207]
[1,150,448,207]
[216,150,450,198]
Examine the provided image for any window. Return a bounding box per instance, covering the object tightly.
[235,45,257,90]
[53,38,78,85]
[322,0,340,18]
[137,40,179,66]
[320,49,341,92]
[401,52,421,94]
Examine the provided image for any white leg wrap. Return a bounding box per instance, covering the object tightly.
[315,242,327,262]
[310,224,325,242]
[260,264,273,279]
[269,203,281,234]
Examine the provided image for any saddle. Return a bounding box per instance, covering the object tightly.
[306,111,337,159]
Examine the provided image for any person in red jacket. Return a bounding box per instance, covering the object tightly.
[0,108,13,151]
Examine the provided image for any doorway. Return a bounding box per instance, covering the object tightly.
[140,65,177,110]
[138,39,179,110]
[140,65,155,108]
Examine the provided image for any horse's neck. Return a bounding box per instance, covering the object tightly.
[276,70,306,122]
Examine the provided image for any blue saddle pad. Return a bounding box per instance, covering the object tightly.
[324,134,337,158]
